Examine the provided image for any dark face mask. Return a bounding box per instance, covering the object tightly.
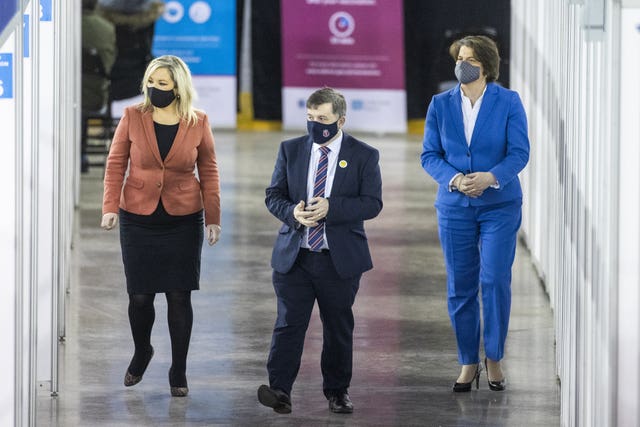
[148,87,176,108]
[307,120,339,145]
[455,61,481,84]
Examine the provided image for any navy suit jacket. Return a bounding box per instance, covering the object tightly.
[420,83,530,207]
[265,132,383,279]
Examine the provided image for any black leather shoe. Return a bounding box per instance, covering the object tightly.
[488,379,506,391]
[124,346,154,387]
[484,358,506,391]
[328,392,353,414]
[453,363,482,392]
[257,385,292,414]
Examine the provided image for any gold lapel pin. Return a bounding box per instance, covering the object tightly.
[339,160,348,168]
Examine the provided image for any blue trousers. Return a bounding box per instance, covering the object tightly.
[436,199,522,365]
[267,249,360,396]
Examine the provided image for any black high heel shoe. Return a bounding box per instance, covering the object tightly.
[169,367,189,397]
[124,346,154,387]
[484,357,506,391]
[453,363,482,392]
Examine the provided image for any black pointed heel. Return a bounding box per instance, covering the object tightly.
[124,346,154,387]
[169,367,189,397]
[484,357,506,391]
[453,363,482,392]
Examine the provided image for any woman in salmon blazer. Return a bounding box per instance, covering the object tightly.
[101,55,221,397]
[421,36,529,393]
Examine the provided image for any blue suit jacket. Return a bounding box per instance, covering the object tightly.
[266,132,383,279]
[420,83,530,206]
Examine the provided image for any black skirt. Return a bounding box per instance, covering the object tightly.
[119,201,204,294]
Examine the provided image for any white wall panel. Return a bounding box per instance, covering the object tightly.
[0,0,78,422]
[617,8,640,426]
[37,11,54,391]
[511,0,640,426]
[0,30,18,427]
[513,0,639,425]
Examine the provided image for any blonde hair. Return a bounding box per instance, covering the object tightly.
[139,55,199,126]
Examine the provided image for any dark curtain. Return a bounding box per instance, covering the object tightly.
[236,0,244,111]
[247,0,510,121]
[404,0,511,119]
[251,0,282,120]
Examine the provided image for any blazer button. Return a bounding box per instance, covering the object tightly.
[157,182,162,188]
[466,152,471,157]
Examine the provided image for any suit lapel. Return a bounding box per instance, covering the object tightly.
[448,86,467,146]
[330,132,354,195]
[141,111,164,166]
[470,83,498,146]
[297,136,313,201]
[163,118,187,164]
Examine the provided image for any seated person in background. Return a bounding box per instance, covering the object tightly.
[81,0,116,173]
[98,0,164,117]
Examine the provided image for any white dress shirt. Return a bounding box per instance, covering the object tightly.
[461,86,486,146]
[301,131,343,250]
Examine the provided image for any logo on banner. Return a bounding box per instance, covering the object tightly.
[40,0,52,21]
[163,1,212,24]
[0,53,13,98]
[189,1,211,24]
[164,1,184,23]
[23,15,29,58]
[329,11,355,45]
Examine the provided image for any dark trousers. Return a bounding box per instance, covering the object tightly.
[267,249,360,397]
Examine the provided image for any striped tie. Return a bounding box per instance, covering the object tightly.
[308,146,330,251]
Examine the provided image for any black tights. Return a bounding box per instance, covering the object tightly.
[128,291,193,386]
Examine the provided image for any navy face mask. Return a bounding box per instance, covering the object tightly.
[307,120,339,145]
[148,87,176,108]
[455,61,481,84]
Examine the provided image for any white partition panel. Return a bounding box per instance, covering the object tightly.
[0,0,78,422]
[35,0,59,394]
[0,30,18,427]
[512,0,640,425]
[618,8,640,426]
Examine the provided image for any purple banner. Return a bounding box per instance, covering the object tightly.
[281,0,404,90]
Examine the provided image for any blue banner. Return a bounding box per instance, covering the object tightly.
[152,0,235,75]
[0,0,18,37]
[0,53,13,98]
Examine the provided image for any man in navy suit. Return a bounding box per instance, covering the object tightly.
[258,87,382,414]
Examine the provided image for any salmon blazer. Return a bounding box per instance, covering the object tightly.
[102,106,221,226]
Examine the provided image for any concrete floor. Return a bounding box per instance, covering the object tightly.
[37,130,560,426]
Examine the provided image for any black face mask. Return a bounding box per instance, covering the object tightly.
[307,120,339,145]
[148,87,176,108]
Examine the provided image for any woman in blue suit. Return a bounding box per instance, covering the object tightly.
[421,35,529,392]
